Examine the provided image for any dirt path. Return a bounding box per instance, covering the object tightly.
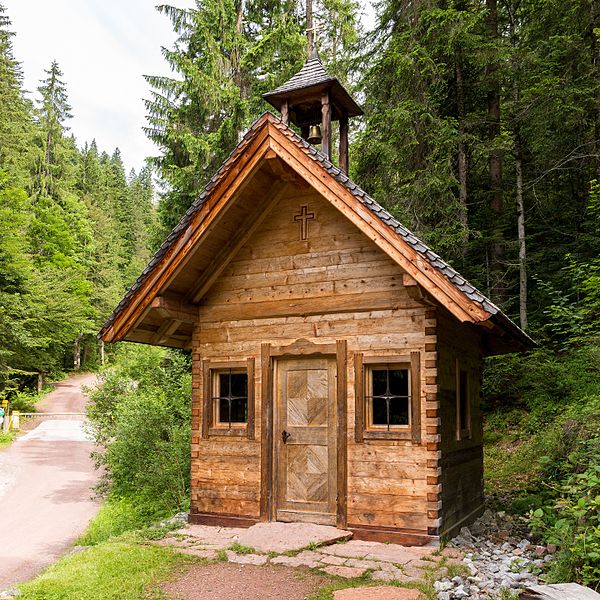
[0,373,101,590]
[163,562,333,600]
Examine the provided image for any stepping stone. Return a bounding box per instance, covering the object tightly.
[322,565,367,578]
[226,551,268,566]
[319,540,434,565]
[176,524,246,549]
[333,587,423,599]
[270,552,321,568]
[236,522,352,554]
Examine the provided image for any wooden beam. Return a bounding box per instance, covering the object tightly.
[151,318,181,345]
[339,112,349,174]
[281,99,289,125]
[151,296,198,323]
[186,182,288,303]
[265,154,308,187]
[321,90,331,159]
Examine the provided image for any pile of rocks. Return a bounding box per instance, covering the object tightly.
[434,509,555,599]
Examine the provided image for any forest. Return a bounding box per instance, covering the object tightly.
[0,0,599,589]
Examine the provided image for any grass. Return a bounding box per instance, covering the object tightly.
[0,430,16,448]
[228,542,257,555]
[77,496,172,546]
[18,541,196,600]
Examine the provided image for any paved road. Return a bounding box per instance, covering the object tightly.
[0,373,100,590]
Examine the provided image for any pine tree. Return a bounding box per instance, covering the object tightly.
[32,60,75,199]
[145,0,361,232]
[0,3,32,185]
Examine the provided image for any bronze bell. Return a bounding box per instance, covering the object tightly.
[307,124,322,145]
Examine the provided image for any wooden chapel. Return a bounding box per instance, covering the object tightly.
[100,40,533,545]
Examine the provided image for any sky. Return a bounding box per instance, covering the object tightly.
[4,1,375,173]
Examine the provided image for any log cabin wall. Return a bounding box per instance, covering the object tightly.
[436,307,485,538]
[189,187,442,541]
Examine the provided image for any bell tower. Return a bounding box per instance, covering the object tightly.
[262,1,362,174]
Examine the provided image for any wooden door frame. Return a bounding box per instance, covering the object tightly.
[260,339,347,528]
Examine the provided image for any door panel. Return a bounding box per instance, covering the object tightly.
[275,357,337,523]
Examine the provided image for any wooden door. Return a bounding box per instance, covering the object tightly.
[275,357,337,525]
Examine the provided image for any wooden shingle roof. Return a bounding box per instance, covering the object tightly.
[263,53,363,120]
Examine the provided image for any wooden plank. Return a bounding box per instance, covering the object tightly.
[247,357,255,440]
[201,360,211,439]
[189,512,257,528]
[321,90,331,158]
[259,343,272,520]
[199,291,414,322]
[336,339,348,528]
[269,338,337,357]
[349,526,434,546]
[277,509,336,526]
[151,295,198,323]
[187,182,288,303]
[411,351,422,444]
[151,319,181,345]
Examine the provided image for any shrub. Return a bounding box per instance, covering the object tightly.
[87,344,192,515]
[527,396,600,587]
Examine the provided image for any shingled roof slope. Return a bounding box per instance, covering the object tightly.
[99,112,532,348]
[264,56,335,97]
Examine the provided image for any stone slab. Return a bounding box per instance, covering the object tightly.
[175,525,246,549]
[270,552,320,568]
[322,565,367,579]
[333,587,423,599]
[319,540,435,565]
[236,522,352,554]
[226,552,268,566]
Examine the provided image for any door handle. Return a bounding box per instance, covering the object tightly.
[282,430,291,444]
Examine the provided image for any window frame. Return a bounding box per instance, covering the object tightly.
[354,353,421,443]
[455,359,471,441]
[202,358,255,439]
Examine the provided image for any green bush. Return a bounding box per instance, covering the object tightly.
[87,344,192,516]
[527,397,600,587]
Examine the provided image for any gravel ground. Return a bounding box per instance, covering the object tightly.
[162,562,333,600]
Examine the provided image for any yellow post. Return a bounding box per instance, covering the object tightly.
[1,399,8,433]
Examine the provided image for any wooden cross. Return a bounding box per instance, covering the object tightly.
[294,205,315,241]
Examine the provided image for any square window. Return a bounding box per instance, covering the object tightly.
[367,367,410,428]
[354,353,421,443]
[202,359,255,439]
[215,371,248,426]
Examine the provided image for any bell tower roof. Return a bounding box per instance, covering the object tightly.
[262,51,363,128]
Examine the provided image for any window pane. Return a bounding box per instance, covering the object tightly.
[369,367,410,427]
[372,397,387,425]
[390,398,409,425]
[217,372,248,424]
[371,368,408,397]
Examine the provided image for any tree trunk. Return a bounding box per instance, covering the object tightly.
[307,0,314,57]
[591,0,600,181]
[515,131,527,330]
[456,55,468,238]
[74,335,81,370]
[486,0,505,302]
[37,372,44,394]
[99,340,105,367]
